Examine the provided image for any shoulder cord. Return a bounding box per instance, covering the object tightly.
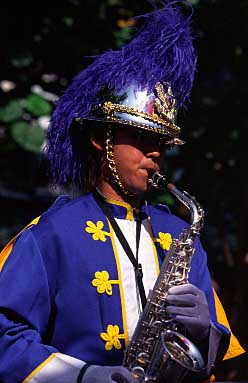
[93,191,147,310]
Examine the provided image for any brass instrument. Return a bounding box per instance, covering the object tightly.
[122,171,205,382]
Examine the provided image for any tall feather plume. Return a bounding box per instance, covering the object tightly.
[46,0,197,187]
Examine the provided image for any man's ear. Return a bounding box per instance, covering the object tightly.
[90,136,105,151]
[90,128,106,151]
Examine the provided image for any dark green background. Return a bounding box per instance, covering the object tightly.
[0,0,247,379]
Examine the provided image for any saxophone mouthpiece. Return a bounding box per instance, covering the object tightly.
[148,171,178,196]
[148,171,170,190]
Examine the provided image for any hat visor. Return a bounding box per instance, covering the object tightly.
[75,114,180,138]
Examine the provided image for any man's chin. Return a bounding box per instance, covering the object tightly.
[128,182,150,196]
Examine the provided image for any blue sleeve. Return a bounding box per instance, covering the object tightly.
[0,229,58,383]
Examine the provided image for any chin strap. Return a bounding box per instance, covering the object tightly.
[106,126,134,196]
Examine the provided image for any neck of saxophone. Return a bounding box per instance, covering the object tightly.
[148,171,204,228]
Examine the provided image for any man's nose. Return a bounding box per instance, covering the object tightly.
[146,149,161,160]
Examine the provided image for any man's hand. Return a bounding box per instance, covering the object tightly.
[81,365,138,383]
[166,283,210,341]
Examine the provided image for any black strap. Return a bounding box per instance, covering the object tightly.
[77,363,91,383]
[93,191,147,310]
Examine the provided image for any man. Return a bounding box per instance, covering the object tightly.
[0,1,244,383]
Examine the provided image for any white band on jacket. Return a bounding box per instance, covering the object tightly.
[23,353,85,383]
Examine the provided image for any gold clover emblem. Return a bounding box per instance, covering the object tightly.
[100,324,125,351]
[156,232,172,250]
[92,271,119,296]
[85,220,110,242]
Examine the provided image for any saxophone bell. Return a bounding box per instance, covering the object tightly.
[161,329,205,371]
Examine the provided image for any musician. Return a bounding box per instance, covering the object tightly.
[0,1,244,383]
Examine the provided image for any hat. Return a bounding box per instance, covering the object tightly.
[76,81,179,137]
[46,0,197,187]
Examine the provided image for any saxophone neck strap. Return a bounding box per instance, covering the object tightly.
[93,190,147,310]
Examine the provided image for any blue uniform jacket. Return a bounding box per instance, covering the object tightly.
[0,193,232,382]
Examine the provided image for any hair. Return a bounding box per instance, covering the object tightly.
[68,121,107,194]
[45,1,197,191]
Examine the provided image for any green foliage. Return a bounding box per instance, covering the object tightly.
[25,94,52,116]
[99,0,123,19]
[113,26,135,48]
[62,17,75,27]
[0,93,51,154]
[0,100,24,122]
[229,129,240,141]
[187,0,200,4]
[10,50,33,68]
[151,191,176,208]
[10,122,45,153]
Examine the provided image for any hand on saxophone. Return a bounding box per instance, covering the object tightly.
[79,365,138,383]
[166,283,210,341]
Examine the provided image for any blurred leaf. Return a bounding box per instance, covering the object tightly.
[229,130,240,141]
[113,27,135,48]
[10,121,45,153]
[69,0,80,5]
[107,0,122,5]
[99,0,123,19]
[149,191,176,208]
[62,17,74,27]
[25,94,52,116]
[157,193,175,207]
[0,100,24,122]
[187,0,200,4]
[10,51,33,68]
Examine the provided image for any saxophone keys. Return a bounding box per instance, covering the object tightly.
[137,352,150,365]
[132,365,145,380]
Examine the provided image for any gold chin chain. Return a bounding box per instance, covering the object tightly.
[106,127,134,196]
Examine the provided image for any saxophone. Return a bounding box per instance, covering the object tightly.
[122,171,206,382]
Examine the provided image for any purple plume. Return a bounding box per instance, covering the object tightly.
[46,0,197,187]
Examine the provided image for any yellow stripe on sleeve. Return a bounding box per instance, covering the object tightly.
[213,289,245,360]
[22,353,59,383]
[0,216,40,271]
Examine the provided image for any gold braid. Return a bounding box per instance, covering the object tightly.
[106,127,134,196]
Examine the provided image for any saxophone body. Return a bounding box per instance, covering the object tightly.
[122,172,205,382]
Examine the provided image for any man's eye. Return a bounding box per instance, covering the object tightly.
[135,130,171,147]
[137,131,147,141]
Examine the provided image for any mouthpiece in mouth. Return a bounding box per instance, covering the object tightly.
[148,171,170,189]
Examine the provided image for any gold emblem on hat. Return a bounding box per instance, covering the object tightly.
[154,82,177,123]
